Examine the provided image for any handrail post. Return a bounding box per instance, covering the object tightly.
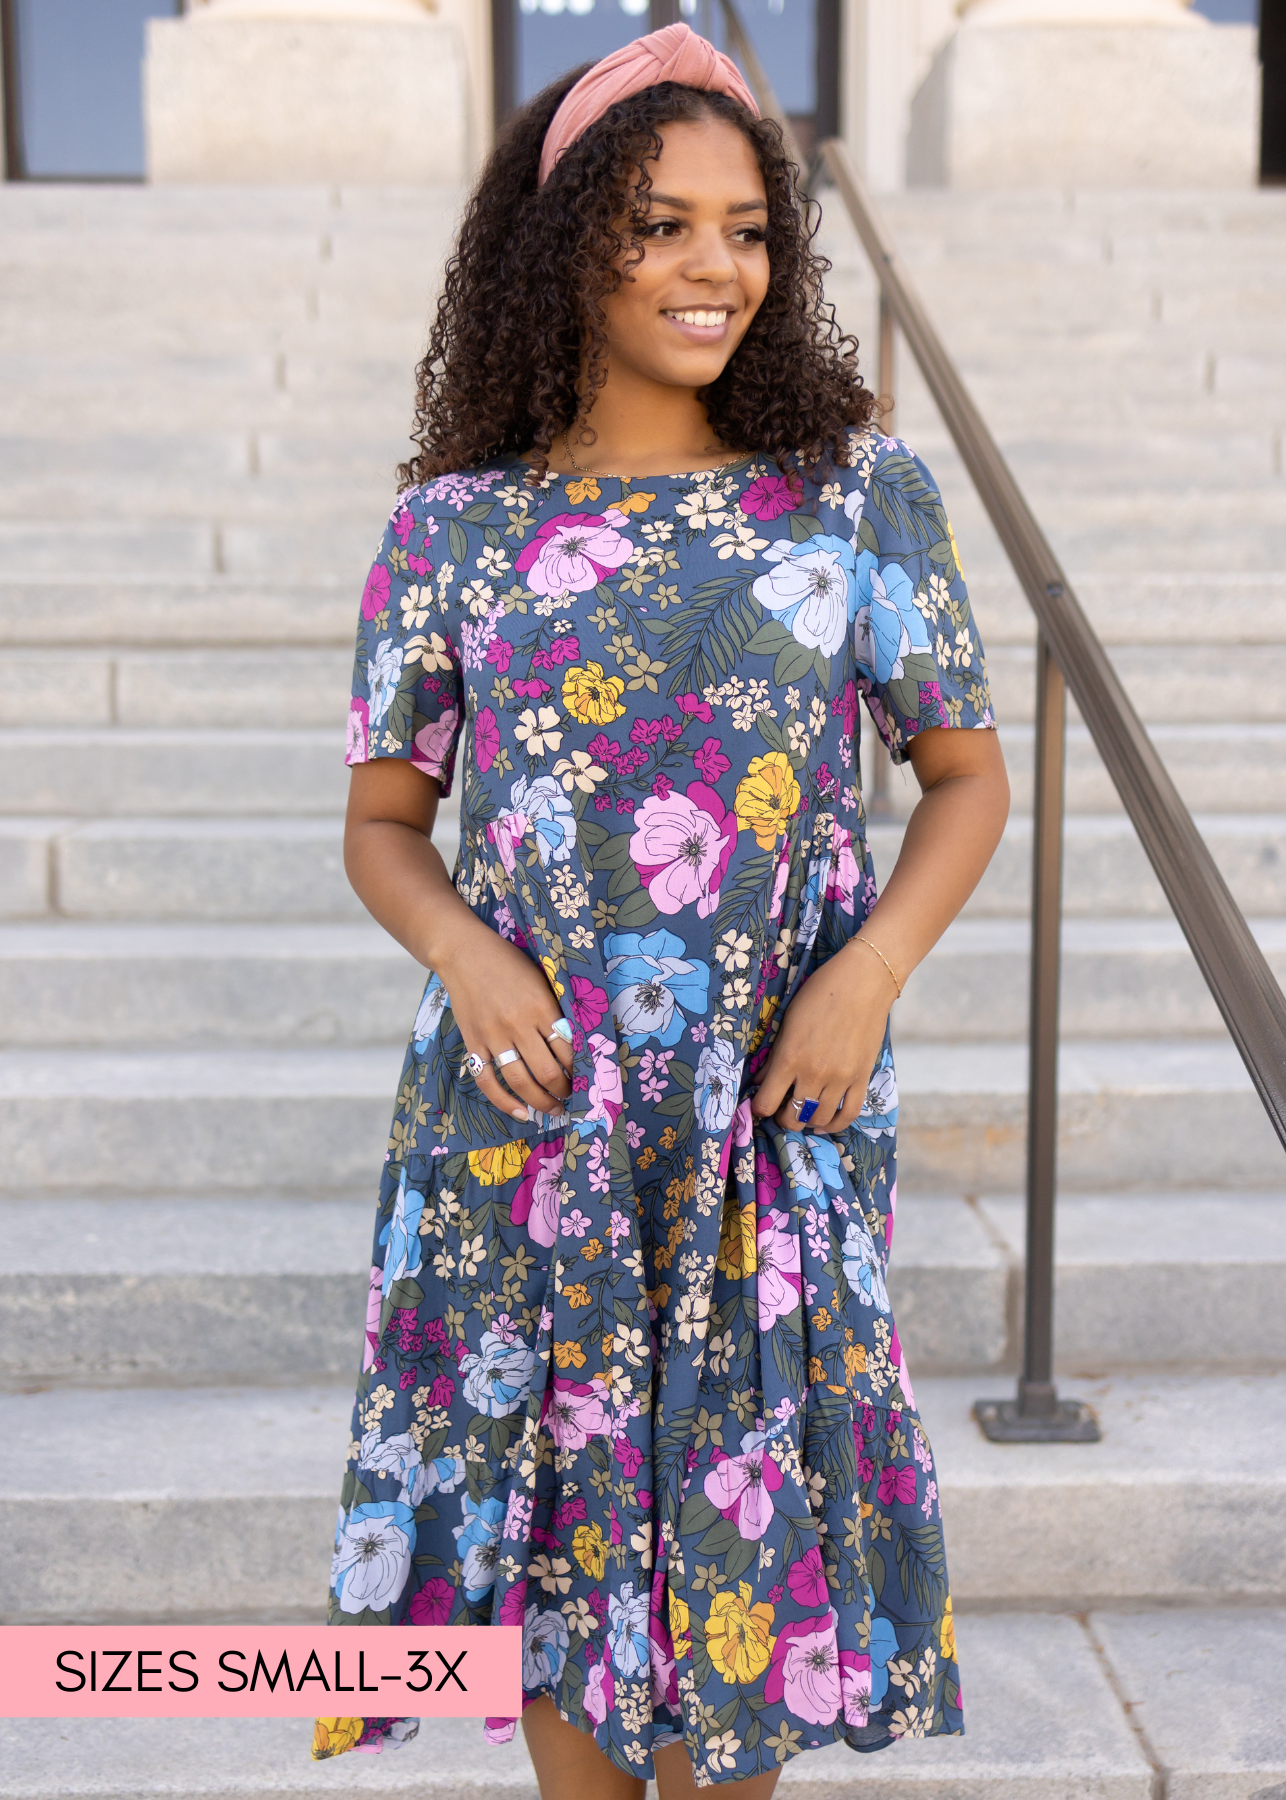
[975,625,1099,1443]
[866,292,896,818]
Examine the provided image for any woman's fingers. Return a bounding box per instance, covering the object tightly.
[749,1053,794,1122]
[468,1049,530,1122]
[518,1025,573,1103]
[773,1078,847,1136]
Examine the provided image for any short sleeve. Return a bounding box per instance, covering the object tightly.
[849,436,995,765]
[345,489,465,794]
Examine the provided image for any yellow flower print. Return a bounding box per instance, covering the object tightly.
[939,1595,956,1663]
[613,490,655,514]
[540,954,566,998]
[311,1718,364,1760]
[947,522,964,580]
[668,1588,691,1658]
[706,1582,776,1685]
[572,1521,609,1580]
[468,1140,531,1186]
[734,752,802,850]
[565,475,601,505]
[716,1196,757,1279]
[562,661,627,726]
[553,1338,586,1369]
[564,1282,592,1307]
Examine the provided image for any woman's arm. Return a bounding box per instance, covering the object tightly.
[344,759,573,1120]
[750,726,1010,1134]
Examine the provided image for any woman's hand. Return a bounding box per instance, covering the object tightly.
[434,916,574,1122]
[750,940,896,1134]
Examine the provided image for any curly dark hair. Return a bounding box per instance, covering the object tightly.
[395,68,876,490]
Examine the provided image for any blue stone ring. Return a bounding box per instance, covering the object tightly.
[548,1018,574,1045]
[793,1097,820,1126]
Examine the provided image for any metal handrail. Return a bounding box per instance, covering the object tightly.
[718,0,1286,1440]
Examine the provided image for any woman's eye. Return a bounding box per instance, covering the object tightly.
[644,219,682,238]
[734,227,767,245]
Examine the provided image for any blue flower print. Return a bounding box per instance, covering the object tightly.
[522,1602,570,1690]
[412,974,449,1052]
[379,1168,425,1296]
[783,1133,844,1206]
[459,1327,536,1417]
[853,555,932,688]
[842,1215,891,1314]
[603,929,711,1048]
[331,1500,415,1615]
[367,639,403,726]
[506,773,576,867]
[858,1047,898,1140]
[606,1582,650,1679]
[866,1599,900,1706]
[694,1036,742,1131]
[453,1493,508,1604]
[752,534,859,659]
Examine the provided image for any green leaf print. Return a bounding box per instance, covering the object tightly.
[611,886,660,931]
[788,511,824,542]
[386,1277,424,1311]
[773,639,817,688]
[448,520,468,564]
[458,501,494,524]
[895,1523,949,1618]
[742,619,797,658]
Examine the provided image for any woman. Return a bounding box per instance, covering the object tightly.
[313,23,1008,1795]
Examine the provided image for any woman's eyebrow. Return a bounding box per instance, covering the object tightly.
[644,192,768,215]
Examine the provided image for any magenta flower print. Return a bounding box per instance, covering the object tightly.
[739,473,799,521]
[628,782,738,919]
[764,1616,842,1724]
[408,1577,454,1627]
[878,1464,917,1506]
[824,823,861,913]
[785,1545,829,1609]
[675,692,715,723]
[585,1030,624,1134]
[361,563,391,620]
[390,505,415,547]
[486,637,513,674]
[362,1263,382,1370]
[692,736,730,783]
[571,975,609,1031]
[474,706,500,774]
[839,1649,872,1726]
[515,513,633,596]
[703,1437,784,1540]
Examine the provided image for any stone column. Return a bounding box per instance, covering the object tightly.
[145,0,477,184]
[906,0,1261,186]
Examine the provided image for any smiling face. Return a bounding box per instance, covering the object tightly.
[599,114,771,401]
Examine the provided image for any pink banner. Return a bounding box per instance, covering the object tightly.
[0,1627,521,1719]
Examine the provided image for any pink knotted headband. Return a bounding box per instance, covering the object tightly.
[537,22,759,187]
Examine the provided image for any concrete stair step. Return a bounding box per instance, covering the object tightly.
[13,1605,1249,1798]
[1,917,1279,1047]
[3,1189,1280,1388]
[1,1372,1280,1620]
[0,922,422,1047]
[0,1037,1276,1196]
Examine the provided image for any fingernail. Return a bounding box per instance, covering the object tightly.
[512,1109,527,1121]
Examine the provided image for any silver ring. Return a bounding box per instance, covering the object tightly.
[465,1051,487,1078]
[548,1018,574,1045]
[493,1049,522,1070]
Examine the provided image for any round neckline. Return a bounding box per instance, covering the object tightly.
[508,451,756,484]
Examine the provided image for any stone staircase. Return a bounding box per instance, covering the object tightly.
[1,178,1284,1795]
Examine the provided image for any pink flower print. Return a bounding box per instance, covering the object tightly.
[486,637,514,674]
[920,678,948,727]
[553,1495,588,1529]
[718,1097,755,1179]
[548,1379,610,1449]
[628,782,737,919]
[833,677,858,735]
[825,824,861,914]
[587,732,620,762]
[512,676,550,699]
[676,692,715,723]
[764,1616,841,1725]
[391,505,415,546]
[878,1464,917,1507]
[498,1580,528,1626]
[428,1373,455,1408]
[570,975,608,1032]
[786,1545,829,1609]
[346,696,369,766]
[892,1320,916,1409]
[361,562,390,620]
[424,1317,448,1353]
[768,840,791,924]
[624,1119,645,1148]
[586,1031,623,1134]
[839,1649,872,1727]
[594,794,611,812]
[652,772,674,801]
[407,539,433,577]
[561,1208,591,1238]
[510,1136,566,1248]
[638,1047,674,1102]
[691,736,731,784]
[586,1137,611,1194]
[489,810,528,876]
[503,1489,533,1538]
[474,706,500,774]
[583,1657,614,1726]
[408,1577,454,1627]
[659,716,682,744]
[530,636,581,671]
[739,473,800,521]
[515,513,633,597]
[630,718,663,748]
[614,1436,644,1478]
[755,1207,802,1328]
[411,706,459,780]
[703,1441,784,1540]
[399,1369,417,1389]
[921,1478,939,1519]
[362,1263,383,1370]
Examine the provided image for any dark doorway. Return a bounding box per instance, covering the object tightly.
[491,0,839,153]
[1264,0,1286,179]
[2,0,179,180]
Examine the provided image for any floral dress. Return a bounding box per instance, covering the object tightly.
[313,429,994,1784]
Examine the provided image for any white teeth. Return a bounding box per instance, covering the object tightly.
[669,309,727,327]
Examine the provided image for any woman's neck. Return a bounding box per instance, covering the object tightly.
[542,371,742,478]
